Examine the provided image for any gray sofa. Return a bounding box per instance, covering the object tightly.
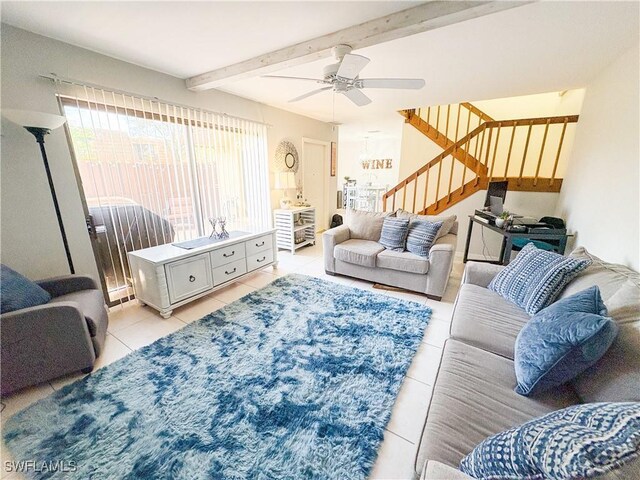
[323,209,457,300]
[0,275,108,395]
[416,247,640,479]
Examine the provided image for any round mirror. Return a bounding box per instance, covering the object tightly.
[275,141,299,172]
[284,152,296,169]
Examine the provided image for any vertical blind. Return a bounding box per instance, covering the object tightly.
[55,81,271,303]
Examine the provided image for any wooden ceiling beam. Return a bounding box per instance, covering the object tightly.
[186,1,527,91]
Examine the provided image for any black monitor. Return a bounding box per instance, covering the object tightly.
[484,180,508,207]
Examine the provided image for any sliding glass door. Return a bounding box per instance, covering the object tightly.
[58,86,270,305]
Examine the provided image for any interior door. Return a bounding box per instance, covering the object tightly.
[302,139,329,231]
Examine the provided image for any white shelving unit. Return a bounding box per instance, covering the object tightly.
[274,207,316,254]
[344,185,387,212]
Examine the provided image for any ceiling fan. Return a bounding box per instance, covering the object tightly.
[263,45,425,107]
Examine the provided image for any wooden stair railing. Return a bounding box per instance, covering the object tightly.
[400,107,488,177]
[384,113,579,215]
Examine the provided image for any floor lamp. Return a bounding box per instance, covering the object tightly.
[2,109,75,274]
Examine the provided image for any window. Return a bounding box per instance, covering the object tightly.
[60,89,270,303]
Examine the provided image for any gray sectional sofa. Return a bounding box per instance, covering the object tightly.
[417,248,640,479]
[323,209,457,300]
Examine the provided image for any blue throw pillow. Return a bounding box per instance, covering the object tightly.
[0,264,51,314]
[379,217,409,251]
[488,242,592,314]
[514,286,618,396]
[460,402,640,480]
[406,220,442,257]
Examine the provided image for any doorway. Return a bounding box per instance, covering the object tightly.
[302,138,330,231]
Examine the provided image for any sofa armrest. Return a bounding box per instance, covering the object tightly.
[462,261,506,288]
[1,302,96,394]
[425,234,457,299]
[323,225,350,273]
[37,275,99,297]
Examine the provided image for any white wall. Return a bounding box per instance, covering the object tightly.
[473,90,585,120]
[556,45,639,270]
[1,24,336,280]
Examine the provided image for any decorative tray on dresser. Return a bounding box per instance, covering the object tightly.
[127,229,277,318]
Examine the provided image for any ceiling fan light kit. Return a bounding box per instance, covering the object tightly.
[263,45,425,106]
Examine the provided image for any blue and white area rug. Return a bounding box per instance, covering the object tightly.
[4,274,431,479]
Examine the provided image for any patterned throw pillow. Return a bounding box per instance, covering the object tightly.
[406,221,443,257]
[514,286,619,396]
[395,209,456,240]
[460,402,640,480]
[0,264,51,314]
[378,217,410,251]
[488,243,592,315]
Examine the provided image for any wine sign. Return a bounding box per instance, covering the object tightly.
[361,158,393,170]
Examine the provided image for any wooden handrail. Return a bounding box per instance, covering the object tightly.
[461,102,494,122]
[383,123,487,198]
[387,105,580,214]
[484,115,578,128]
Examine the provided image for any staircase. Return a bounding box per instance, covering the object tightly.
[384,103,579,215]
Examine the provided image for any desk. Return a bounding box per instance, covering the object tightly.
[463,215,570,265]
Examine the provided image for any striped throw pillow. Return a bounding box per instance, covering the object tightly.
[379,217,410,251]
[488,242,592,315]
[406,220,443,257]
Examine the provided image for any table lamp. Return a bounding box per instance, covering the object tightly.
[274,171,296,209]
[2,109,74,273]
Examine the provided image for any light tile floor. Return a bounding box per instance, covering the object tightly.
[0,242,464,480]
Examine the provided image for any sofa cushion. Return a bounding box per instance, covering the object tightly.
[0,265,51,314]
[450,283,531,359]
[416,339,580,471]
[563,247,639,298]
[559,248,640,403]
[49,289,107,337]
[514,286,618,396]
[488,243,592,315]
[377,249,429,274]
[345,209,390,241]
[406,221,443,257]
[460,402,640,480]
[395,209,456,240]
[563,247,640,323]
[333,239,384,268]
[379,216,409,251]
[572,323,640,404]
[607,279,640,324]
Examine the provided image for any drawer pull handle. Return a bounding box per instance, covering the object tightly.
[189,275,196,282]
[223,251,235,258]
[256,241,265,247]
[257,256,266,263]
[225,268,237,275]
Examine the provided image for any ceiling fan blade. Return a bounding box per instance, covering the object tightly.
[288,86,333,103]
[359,78,426,89]
[263,75,329,84]
[336,54,370,80]
[342,88,372,107]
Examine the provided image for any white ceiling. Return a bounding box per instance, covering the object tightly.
[2,1,639,125]
[1,1,415,77]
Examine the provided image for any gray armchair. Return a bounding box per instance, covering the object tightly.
[1,275,108,395]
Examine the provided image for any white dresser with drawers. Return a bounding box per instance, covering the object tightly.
[128,229,277,318]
